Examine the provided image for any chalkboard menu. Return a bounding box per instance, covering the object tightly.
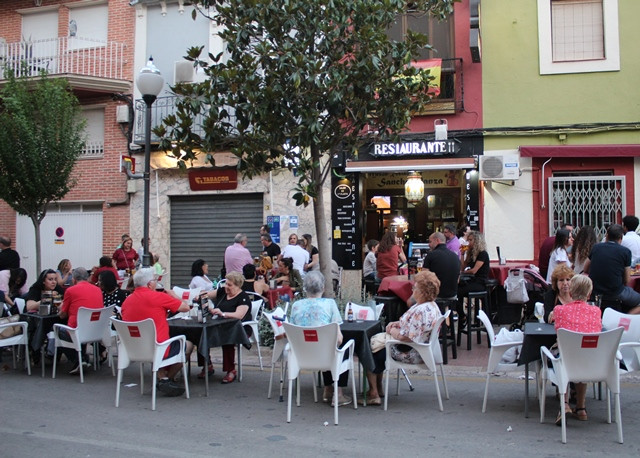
[331,173,362,270]
[464,170,480,230]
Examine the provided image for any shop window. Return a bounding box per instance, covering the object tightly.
[537,0,620,74]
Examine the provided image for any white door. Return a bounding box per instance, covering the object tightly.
[16,211,103,281]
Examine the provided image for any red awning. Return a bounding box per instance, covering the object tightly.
[519,144,640,158]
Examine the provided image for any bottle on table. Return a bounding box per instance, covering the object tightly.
[347,302,354,322]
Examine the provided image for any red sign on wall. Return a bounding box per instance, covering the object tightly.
[188,168,238,191]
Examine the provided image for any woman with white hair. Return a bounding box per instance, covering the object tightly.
[289,271,351,407]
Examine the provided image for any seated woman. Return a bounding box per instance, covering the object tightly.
[189,259,214,292]
[90,256,120,285]
[457,231,490,325]
[275,257,303,292]
[0,267,28,313]
[241,264,269,296]
[290,271,351,407]
[25,269,65,312]
[363,270,443,406]
[548,274,601,424]
[205,272,251,384]
[543,264,574,322]
[98,270,129,317]
[55,259,73,288]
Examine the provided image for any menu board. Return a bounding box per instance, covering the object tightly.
[331,173,362,270]
[465,170,480,230]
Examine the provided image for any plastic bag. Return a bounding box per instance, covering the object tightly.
[505,269,529,304]
[494,327,523,364]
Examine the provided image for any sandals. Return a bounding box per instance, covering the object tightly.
[198,364,215,379]
[221,370,237,384]
[357,396,382,406]
[573,407,588,421]
[555,403,572,426]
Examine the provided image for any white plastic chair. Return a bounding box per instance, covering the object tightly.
[282,322,357,425]
[14,298,26,314]
[375,303,384,320]
[243,291,266,371]
[264,306,288,400]
[539,327,624,444]
[111,317,190,411]
[602,308,640,373]
[477,310,529,412]
[384,311,450,412]
[343,302,376,321]
[52,306,115,383]
[0,320,30,375]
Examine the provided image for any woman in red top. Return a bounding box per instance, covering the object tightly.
[112,237,139,272]
[376,231,407,280]
[548,274,601,423]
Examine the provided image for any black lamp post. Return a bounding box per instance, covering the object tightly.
[136,56,164,267]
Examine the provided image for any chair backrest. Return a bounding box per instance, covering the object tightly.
[375,303,384,320]
[14,297,26,314]
[111,317,158,363]
[343,302,375,321]
[282,322,339,371]
[602,307,640,371]
[556,327,624,383]
[263,306,287,339]
[477,310,496,342]
[75,305,115,344]
[245,292,266,321]
[172,286,201,304]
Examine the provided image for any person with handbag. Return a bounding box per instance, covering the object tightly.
[363,270,443,406]
[112,236,139,274]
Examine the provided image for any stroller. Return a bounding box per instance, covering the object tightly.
[504,267,551,330]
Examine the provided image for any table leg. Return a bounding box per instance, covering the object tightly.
[203,327,209,397]
[238,344,243,382]
[41,345,46,378]
[524,362,530,418]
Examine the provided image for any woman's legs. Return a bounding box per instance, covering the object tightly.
[222,345,235,373]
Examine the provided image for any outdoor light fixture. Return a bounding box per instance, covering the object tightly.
[435,119,448,140]
[136,56,164,268]
[404,171,424,202]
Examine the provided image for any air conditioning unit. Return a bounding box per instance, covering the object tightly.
[479,154,520,180]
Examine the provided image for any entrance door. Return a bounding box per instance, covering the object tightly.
[170,194,264,287]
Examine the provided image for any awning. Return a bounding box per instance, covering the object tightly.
[519,144,640,158]
[344,157,475,172]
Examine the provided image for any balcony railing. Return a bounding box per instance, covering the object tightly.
[0,37,126,80]
[80,140,104,158]
[419,57,464,114]
[133,96,208,145]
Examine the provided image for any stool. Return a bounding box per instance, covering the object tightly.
[457,290,491,351]
[362,277,379,301]
[373,295,407,326]
[435,297,457,364]
[484,278,500,320]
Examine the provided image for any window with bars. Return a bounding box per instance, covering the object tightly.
[548,175,625,240]
[551,0,604,62]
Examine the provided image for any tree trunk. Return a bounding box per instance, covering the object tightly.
[310,145,334,298]
[31,215,42,275]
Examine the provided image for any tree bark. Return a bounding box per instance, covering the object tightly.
[310,145,334,298]
[31,216,41,275]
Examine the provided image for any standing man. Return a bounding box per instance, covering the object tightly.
[280,234,309,277]
[260,225,270,237]
[586,224,640,314]
[0,236,20,271]
[58,267,104,374]
[423,232,460,299]
[260,234,281,259]
[121,268,191,396]
[621,215,640,265]
[443,224,461,257]
[538,222,574,280]
[224,233,253,274]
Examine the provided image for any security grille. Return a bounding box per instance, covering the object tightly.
[548,176,625,240]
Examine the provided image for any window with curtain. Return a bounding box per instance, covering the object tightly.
[551,0,604,62]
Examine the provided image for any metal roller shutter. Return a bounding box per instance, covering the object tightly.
[170,193,264,288]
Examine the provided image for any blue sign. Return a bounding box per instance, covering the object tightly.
[290,215,298,229]
[267,215,280,243]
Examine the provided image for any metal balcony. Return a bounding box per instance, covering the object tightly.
[419,57,464,114]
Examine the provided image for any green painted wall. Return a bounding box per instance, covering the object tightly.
[481,0,640,140]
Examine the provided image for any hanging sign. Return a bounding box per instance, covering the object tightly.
[188,168,238,191]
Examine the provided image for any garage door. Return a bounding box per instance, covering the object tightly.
[170,193,264,288]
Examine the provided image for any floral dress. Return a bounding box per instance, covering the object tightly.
[390,301,442,364]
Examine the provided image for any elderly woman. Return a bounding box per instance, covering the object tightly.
[361,270,443,406]
[25,269,65,312]
[289,271,351,407]
[548,274,601,424]
[275,257,303,292]
[205,272,252,384]
[542,264,575,323]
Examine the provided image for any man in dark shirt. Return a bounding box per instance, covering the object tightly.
[0,236,20,271]
[423,232,460,299]
[586,224,640,314]
[260,234,281,258]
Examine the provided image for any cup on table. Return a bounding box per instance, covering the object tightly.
[39,304,50,315]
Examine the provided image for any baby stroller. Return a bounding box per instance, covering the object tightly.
[504,267,551,330]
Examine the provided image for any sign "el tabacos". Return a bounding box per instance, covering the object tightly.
[188,169,238,191]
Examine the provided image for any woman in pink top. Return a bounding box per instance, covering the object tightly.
[375,231,407,280]
[548,274,601,423]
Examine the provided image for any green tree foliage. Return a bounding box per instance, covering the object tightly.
[159,0,457,295]
[0,74,86,274]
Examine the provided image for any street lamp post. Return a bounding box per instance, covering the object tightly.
[136,56,164,268]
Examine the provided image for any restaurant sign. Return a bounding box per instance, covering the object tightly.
[371,140,456,157]
[188,168,238,191]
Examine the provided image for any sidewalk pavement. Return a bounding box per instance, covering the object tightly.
[1,335,639,458]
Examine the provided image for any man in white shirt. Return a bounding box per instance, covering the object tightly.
[280,234,309,277]
[622,215,640,265]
